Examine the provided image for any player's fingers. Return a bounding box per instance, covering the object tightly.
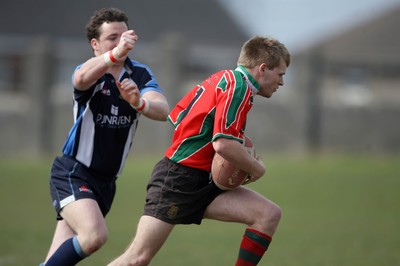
[116,81,122,89]
[121,32,138,45]
[124,29,135,36]
[126,85,139,95]
[118,81,130,92]
[120,78,135,88]
[125,30,138,40]
[124,38,136,45]
[120,78,129,86]
[127,79,137,88]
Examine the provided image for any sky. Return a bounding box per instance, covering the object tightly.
[219,0,400,53]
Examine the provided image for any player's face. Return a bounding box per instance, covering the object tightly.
[91,21,128,57]
[257,58,287,98]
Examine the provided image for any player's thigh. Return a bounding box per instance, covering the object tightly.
[134,215,175,257]
[204,186,278,225]
[60,198,107,235]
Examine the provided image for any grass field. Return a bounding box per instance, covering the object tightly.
[0,153,399,266]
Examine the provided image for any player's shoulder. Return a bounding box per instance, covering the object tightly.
[127,58,151,71]
[207,69,240,83]
[128,58,144,66]
[126,58,158,79]
[219,68,246,82]
[221,68,247,90]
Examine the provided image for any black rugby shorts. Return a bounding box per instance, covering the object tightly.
[49,155,116,220]
[144,157,224,225]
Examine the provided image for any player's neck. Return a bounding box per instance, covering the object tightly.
[107,65,124,81]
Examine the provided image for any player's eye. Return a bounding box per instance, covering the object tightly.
[106,34,119,42]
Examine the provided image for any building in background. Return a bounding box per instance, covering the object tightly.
[291,4,400,153]
[0,0,399,155]
[0,0,247,155]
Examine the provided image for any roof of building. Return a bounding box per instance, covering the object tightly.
[309,5,400,64]
[0,0,248,46]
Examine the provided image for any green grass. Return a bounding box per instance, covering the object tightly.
[1,154,399,265]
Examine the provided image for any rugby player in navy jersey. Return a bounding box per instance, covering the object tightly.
[39,7,169,266]
[108,36,290,266]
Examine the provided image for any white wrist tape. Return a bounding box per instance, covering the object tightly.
[103,47,121,66]
[131,98,150,113]
[111,47,121,60]
[103,52,114,66]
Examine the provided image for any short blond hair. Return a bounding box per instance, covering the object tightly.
[237,36,290,69]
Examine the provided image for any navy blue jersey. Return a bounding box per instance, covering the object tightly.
[62,58,163,178]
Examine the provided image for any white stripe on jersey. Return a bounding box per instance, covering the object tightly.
[75,104,95,168]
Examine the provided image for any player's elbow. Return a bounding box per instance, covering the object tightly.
[73,72,91,91]
[212,138,230,155]
[147,102,170,121]
[158,104,170,121]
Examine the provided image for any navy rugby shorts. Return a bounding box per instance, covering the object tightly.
[49,155,116,220]
[144,157,224,225]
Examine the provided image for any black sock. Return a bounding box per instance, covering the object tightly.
[45,236,87,266]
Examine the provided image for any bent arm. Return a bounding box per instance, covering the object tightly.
[73,56,110,90]
[74,30,137,91]
[212,137,265,179]
[141,91,170,121]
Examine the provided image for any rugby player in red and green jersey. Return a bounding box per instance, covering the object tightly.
[108,36,291,266]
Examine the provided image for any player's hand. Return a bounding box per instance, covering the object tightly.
[117,78,140,106]
[243,155,265,185]
[115,30,138,60]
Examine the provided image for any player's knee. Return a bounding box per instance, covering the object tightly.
[90,231,108,252]
[81,230,109,254]
[259,202,282,230]
[126,254,152,266]
[268,203,282,224]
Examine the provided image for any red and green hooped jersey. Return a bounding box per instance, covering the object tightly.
[165,66,259,171]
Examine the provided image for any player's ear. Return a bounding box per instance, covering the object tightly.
[259,63,267,73]
[90,38,99,52]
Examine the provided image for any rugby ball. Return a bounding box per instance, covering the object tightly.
[211,136,255,190]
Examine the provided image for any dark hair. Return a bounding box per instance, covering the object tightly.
[85,7,129,42]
